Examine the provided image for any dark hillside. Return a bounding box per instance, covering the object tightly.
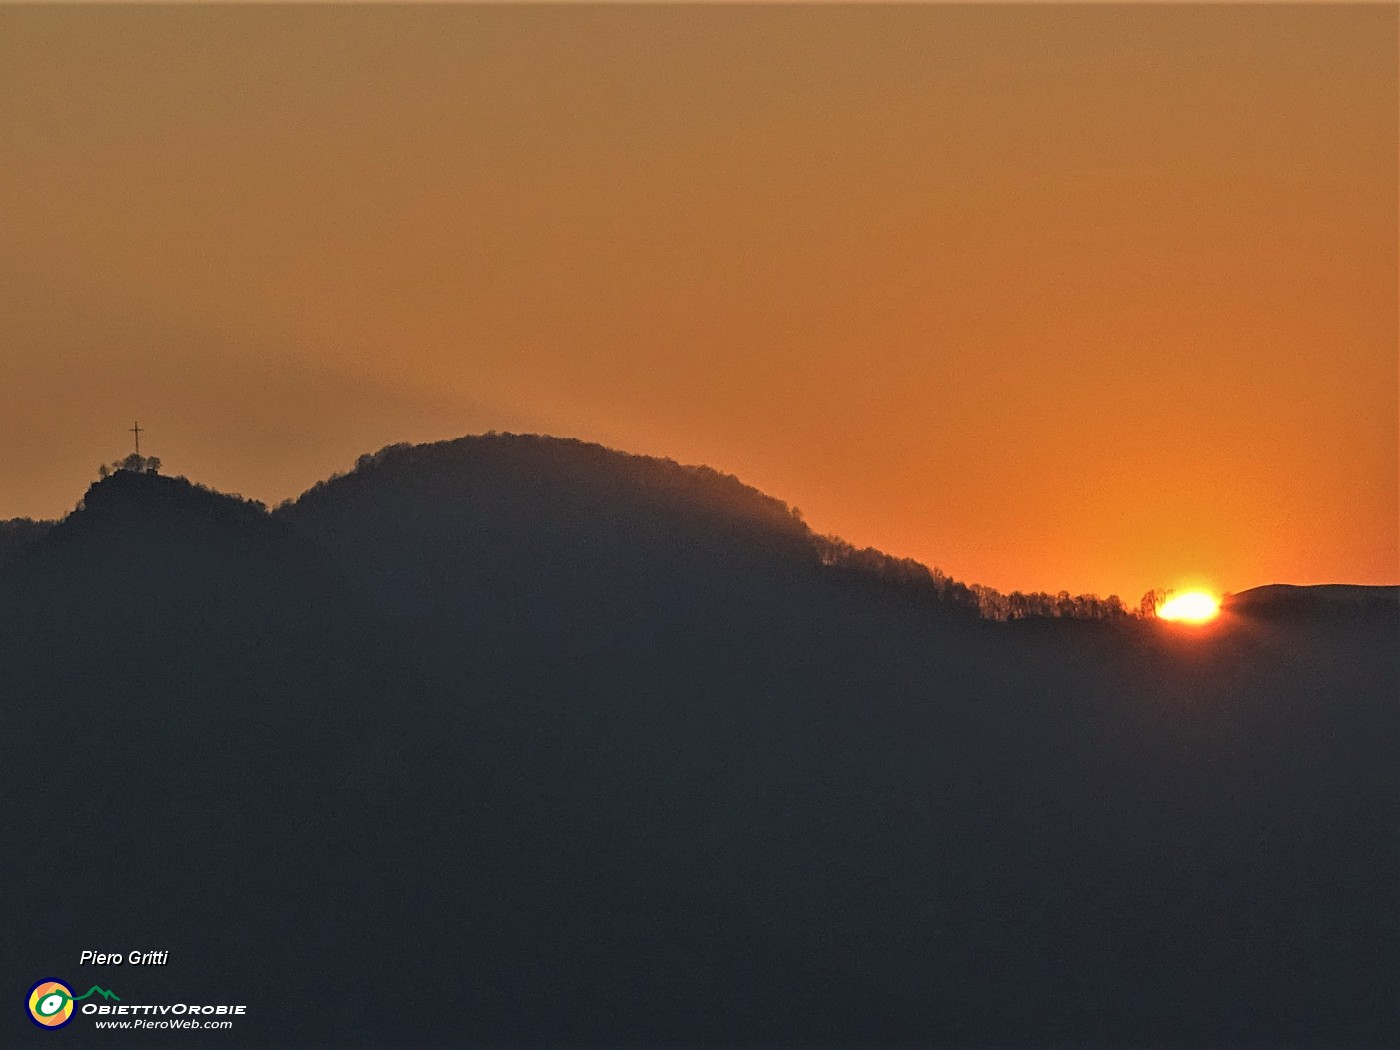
[2,442,1395,1048]
[277,433,817,619]
[0,516,51,568]
[275,434,980,628]
[0,470,420,1039]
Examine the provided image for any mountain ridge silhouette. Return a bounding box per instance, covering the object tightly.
[5,433,1389,615]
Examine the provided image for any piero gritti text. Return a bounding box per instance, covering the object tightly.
[81,949,170,965]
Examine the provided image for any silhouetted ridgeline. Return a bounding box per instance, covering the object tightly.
[276,434,826,624]
[2,433,1396,1048]
[276,434,1128,623]
[1225,582,1400,618]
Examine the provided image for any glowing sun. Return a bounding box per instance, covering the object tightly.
[1157,591,1221,624]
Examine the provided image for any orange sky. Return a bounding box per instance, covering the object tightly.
[1,4,1395,600]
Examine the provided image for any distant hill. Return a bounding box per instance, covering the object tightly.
[273,434,983,637]
[275,433,818,617]
[1226,583,1399,615]
[1,436,1396,1049]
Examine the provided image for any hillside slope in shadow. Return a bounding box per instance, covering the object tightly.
[3,434,1395,1047]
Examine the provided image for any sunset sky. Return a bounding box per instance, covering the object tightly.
[1,4,1395,600]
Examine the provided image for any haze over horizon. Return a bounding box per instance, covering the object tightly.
[2,4,1395,600]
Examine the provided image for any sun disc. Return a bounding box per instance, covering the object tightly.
[1156,591,1220,624]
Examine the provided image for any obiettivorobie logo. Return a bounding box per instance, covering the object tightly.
[26,978,247,1032]
[27,981,120,1029]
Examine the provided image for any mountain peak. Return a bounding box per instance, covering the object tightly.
[79,467,266,522]
[294,432,809,540]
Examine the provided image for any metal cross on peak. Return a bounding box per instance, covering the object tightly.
[130,421,143,456]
